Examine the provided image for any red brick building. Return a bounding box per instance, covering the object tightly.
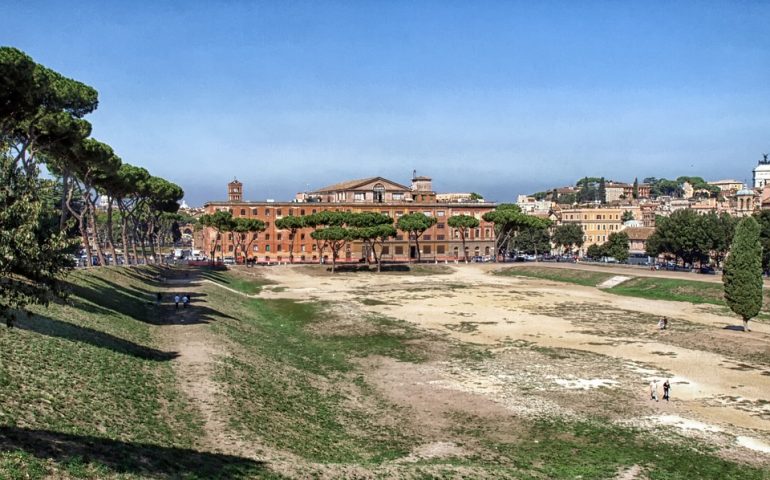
[202,175,497,263]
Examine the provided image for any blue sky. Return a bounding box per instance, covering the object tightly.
[5,1,770,205]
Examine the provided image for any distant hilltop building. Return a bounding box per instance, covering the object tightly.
[708,179,743,192]
[204,173,497,263]
[754,154,770,188]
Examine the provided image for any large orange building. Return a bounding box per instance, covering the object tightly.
[202,175,497,263]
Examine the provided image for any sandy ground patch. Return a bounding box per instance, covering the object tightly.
[255,264,770,462]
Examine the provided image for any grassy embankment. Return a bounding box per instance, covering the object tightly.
[0,266,268,479]
[1,266,766,478]
[497,266,770,314]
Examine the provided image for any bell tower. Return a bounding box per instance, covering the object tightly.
[228,178,243,202]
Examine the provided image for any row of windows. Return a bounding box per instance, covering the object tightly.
[565,213,622,220]
[219,207,480,220]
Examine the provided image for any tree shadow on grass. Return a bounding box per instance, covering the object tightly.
[64,278,235,326]
[0,426,271,479]
[15,314,179,362]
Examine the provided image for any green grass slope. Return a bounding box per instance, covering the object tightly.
[0,267,266,479]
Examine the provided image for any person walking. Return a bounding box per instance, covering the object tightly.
[156,292,162,305]
[663,380,671,401]
[182,295,189,309]
[174,294,180,310]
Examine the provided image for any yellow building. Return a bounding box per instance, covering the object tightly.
[559,206,642,254]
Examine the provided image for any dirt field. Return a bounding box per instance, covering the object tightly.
[254,263,770,464]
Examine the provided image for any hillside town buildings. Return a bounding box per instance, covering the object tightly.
[202,175,497,263]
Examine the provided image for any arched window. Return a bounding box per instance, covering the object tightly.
[373,183,385,203]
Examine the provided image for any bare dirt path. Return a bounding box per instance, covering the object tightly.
[255,264,770,458]
[154,277,262,461]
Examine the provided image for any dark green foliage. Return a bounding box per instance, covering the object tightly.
[621,210,634,223]
[598,177,606,204]
[511,223,551,255]
[396,212,437,263]
[753,210,770,272]
[585,244,604,260]
[0,158,76,326]
[647,210,735,266]
[448,214,480,261]
[723,216,763,325]
[552,224,584,254]
[632,177,639,199]
[483,204,549,259]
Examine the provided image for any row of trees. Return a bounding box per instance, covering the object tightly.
[1,47,183,326]
[200,210,437,272]
[199,204,556,272]
[645,210,736,267]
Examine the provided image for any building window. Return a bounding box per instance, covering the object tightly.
[382,246,390,255]
[437,211,445,217]
[253,245,259,251]
[393,193,404,201]
[251,208,258,215]
[395,246,404,255]
[300,233,305,240]
[277,245,282,251]
[266,245,271,252]
[437,234,445,240]
[276,209,282,217]
[373,184,385,203]
[424,245,432,254]
[312,244,317,251]
[301,245,306,252]
[437,245,445,254]
[265,208,271,216]
[300,209,305,215]
[240,209,246,216]
[437,223,445,229]
[354,192,365,202]
[228,245,234,252]
[277,233,282,240]
[424,234,432,240]
[265,234,270,240]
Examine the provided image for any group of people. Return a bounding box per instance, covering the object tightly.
[155,292,191,309]
[650,379,671,402]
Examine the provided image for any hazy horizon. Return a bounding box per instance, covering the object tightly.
[6,1,769,206]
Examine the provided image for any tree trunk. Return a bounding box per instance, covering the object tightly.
[86,196,107,266]
[59,172,70,231]
[744,319,751,332]
[106,197,119,265]
[78,216,93,268]
[407,233,412,264]
[120,213,131,265]
[414,234,422,263]
[461,230,468,263]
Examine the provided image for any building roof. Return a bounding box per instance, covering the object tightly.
[311,177,411,193]
[624,227,655,241]
[709,179,742,185]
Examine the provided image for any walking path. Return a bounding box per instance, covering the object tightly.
[155,276,260,460]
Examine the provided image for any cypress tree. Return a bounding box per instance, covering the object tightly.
[632,177,639,199]
[598,177,606,204]
[723,216,763,332]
